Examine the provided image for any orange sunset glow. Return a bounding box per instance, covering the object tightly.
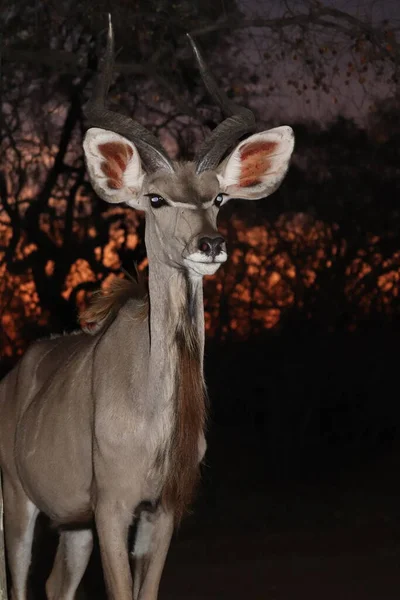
[2,194,397,361]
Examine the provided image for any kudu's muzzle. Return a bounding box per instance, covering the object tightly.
[198,236,226,258]
[173,209,226,260]
[172,208,227,274]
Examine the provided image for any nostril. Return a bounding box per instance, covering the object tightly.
[199,239,212,254]
[212,236,225,255]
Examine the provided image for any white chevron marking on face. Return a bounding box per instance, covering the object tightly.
[184,250,227,276]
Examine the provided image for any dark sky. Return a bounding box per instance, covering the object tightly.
[234,0,400,124]
[239,0,400,22]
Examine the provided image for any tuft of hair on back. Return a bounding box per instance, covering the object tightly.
[80,269,148,335]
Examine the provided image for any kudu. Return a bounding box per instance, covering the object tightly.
[0,18,294,600]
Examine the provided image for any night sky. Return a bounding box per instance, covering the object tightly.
[234,0,400,122]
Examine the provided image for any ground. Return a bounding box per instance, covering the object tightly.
[25,426,400,599]
[158,429,400,600]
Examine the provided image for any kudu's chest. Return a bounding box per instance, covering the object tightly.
[92,321,206,518]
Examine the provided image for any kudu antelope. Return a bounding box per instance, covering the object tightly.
[0,19,294,600]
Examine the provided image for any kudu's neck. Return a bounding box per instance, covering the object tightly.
[146,260,207,522]
[146,260,205,404]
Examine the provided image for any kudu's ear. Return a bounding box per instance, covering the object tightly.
[217,126,294,200]
[83,128,146,210]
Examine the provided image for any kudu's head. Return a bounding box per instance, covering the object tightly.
[83,18,294,277]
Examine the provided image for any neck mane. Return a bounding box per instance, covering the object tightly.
[161,276,207,524]
[147,262,207,524]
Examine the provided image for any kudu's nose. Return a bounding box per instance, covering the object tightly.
[198,236,225,257]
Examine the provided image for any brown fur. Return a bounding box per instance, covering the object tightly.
[239,140,278,187]
[161,317,207,525]
[80,275,148,333]
[99,141,133,189]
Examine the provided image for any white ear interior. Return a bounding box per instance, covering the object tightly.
[83,128,145,208]
[217,126,295,200]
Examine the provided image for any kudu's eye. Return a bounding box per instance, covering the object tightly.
[214,193,225,208]
[148,195,167,209]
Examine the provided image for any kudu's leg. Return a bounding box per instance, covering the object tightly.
[132,439,205,599]
[95,500,135,600]
[45,528,93,600]
[2,475,39,600]
[132,508,174,600]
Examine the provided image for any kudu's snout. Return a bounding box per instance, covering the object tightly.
[198,236,226,258]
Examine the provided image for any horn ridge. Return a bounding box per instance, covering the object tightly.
[84,15,173,173]
[187,34,256,173]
